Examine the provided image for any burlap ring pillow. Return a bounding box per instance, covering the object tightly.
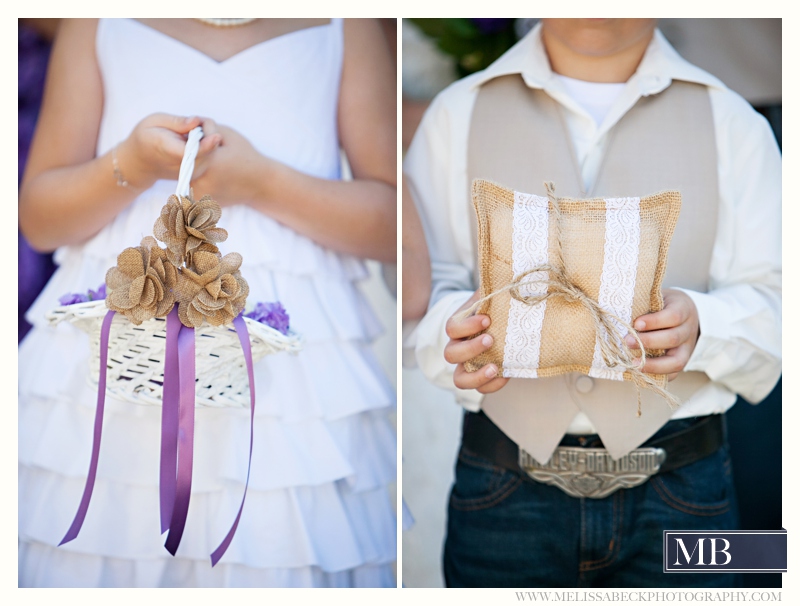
[464,180,681,394]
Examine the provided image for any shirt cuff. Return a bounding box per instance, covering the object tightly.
[673,287,729,372]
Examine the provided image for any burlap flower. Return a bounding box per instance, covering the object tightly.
[175,251,249,328]
[153,194,228,267]
[105,236,178,325]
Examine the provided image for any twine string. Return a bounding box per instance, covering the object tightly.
[456,182,680,414]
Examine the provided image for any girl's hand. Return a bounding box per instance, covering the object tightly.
[189,124,265,206]
[115,113,222,191]
[625,288,701,380]
[445,292,510,394]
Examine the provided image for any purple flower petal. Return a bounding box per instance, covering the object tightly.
[59,292,89,306]
[88,283,107,301]
[59,283,106,305]
[245,301,290,335]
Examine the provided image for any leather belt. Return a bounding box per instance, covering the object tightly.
[461,411,725,499]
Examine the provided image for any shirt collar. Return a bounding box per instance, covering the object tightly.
[471,22,727,96]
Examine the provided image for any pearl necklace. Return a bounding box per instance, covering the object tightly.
[195,18,257,28]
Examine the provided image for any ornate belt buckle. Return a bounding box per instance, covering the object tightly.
[519,446,667,499]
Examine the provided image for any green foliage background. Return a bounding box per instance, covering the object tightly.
[409,18,520,77]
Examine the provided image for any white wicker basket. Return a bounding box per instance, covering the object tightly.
[47,300,302,408]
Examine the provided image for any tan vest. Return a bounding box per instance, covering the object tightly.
[467,76,719,461]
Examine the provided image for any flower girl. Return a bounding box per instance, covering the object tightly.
[19,18,397,587]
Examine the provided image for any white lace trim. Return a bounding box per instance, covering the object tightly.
[503,192,550,378]
[589,197,641,381]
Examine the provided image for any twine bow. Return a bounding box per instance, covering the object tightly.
[458,182,680,415]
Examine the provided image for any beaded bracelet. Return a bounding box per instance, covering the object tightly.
[111,146,129,188]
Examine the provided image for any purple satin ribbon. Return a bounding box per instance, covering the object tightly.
[210,314,257,566]
[159,309,181,533]
[60,310,115,546]
[164,320,195,555]
[61,310,256,567]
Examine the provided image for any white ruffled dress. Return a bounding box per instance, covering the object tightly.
[18,18,396,587]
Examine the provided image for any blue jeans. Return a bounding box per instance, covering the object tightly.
[443,417,739,588]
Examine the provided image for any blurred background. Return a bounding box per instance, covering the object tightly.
[401,18,781,589]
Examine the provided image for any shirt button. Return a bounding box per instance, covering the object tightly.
[575,376,594,394]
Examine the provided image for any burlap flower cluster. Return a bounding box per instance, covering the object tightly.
[106,236,178,324]
[154,194,228,266]
[174,251,249,328]
[106,194,249,328]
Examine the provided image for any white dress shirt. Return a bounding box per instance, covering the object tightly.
[404,25,782,430]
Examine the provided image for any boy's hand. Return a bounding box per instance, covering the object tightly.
[445,292,509,394]
[625,288,700,380]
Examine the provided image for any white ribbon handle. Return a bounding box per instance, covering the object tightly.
[176,126,204,198]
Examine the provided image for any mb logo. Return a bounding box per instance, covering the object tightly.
[663,530,787,573]
[672,537,731,566]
